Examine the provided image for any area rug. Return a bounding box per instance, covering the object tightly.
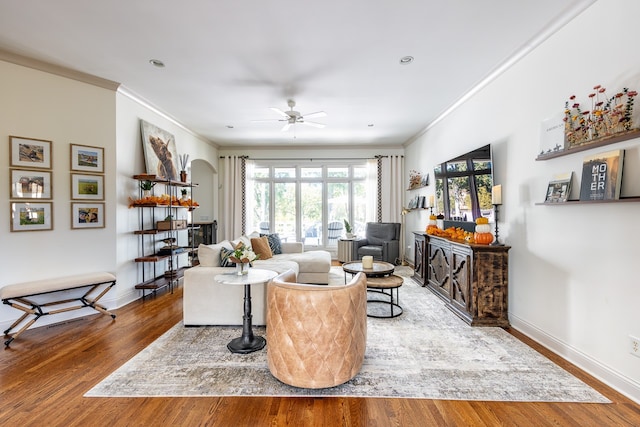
[86,266,609,402]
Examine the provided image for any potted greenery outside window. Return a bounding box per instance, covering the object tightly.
[344,219,354,239]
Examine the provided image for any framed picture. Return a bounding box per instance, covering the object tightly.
[140,120,179,181]
[70,144,104,173]
[544,172,572,203]
[10,169,52,199]
[10,136,52,169]
[71,202,105,229]
[71,173,104,200]
[10,202,53,232]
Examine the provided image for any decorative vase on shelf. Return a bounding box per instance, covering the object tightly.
[180,171,187,182]
[235,262,249,275]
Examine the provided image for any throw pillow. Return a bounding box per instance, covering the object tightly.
[260,233,282,255]
[251,236,273,260]
[197,241,232,267]
[220,247,236,267]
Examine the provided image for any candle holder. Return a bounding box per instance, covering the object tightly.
[491,204,504,246]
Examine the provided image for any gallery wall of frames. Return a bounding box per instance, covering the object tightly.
[9,136,105,231]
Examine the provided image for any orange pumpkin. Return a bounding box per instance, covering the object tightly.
[474,232,494,245]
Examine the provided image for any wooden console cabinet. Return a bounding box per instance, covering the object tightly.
[412,232,426,283]
[413,232,510,327]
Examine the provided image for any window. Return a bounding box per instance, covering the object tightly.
[246,160,374,249]
[434,145,493,221]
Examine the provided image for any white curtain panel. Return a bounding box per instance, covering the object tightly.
[366,159,378,224]
[379,155,404,223]
[220,156,245,241]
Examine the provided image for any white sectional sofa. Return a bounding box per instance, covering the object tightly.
[183,234,331,326]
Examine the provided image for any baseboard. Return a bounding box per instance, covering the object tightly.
[510,313,640,405]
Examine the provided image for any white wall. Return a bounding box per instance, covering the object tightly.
[405,0,640,402]
[115,92,219,306]
[0,60,117,326]
[0,61,220,330]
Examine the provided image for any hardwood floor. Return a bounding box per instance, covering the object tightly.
[2,284,639,427]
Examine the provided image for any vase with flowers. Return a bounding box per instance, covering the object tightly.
[228,242,259,275]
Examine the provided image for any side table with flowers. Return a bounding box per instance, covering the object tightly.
[229,243,259,275]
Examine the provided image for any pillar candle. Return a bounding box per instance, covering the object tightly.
[429,194,435,207]
[362,256,374,269]
[492,185,502,205]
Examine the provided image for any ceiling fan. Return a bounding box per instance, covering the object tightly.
[252,100,327,131]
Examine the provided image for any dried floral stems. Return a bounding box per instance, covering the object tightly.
[564,85,637,146]
[178,154,189,171]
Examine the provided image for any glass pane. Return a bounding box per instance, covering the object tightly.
[447,176,471,221]
[446,160,468,173]
[327,167,348,178]
[327,182,348,246]
[253,167,270,178]
[274,182,296,241]
[476,173,494,221]
[301,167,322,178]
[472,159,491,172]
[301,182,322,247]
[353,166,367,179]
[249,181,270,233]
[352,181,367,236]
[274,168,296,178]
[435,177,445,216]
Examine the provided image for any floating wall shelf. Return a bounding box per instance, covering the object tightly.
[536,128,640,161]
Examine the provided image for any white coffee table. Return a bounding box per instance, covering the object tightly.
[215,268,277,354]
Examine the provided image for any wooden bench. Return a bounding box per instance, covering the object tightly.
[1,272,116,347]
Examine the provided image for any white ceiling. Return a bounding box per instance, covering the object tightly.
[0,1,595,148]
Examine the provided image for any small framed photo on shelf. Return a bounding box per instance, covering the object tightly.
[71,202,105,229]
[71,173,104,200]
[545,172,572,203]
[420,174,429,187]
[10,136,52,169]
[10,202,53,232]
[10,169,52,199]
[70,144,104,173]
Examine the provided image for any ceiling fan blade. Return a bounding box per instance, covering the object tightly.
[251,119,283,123]
[270,107,291,118]
[301,111,327,119]
[301,121,326,128]
[281,122,293,132]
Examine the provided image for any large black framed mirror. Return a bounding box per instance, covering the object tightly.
[434,144,494,227]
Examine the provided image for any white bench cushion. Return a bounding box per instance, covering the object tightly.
[0,272,116,300]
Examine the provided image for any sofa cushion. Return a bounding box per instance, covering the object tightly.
[198,241,233,267]
[261,233,282,255]
[288,250,332,274]
[251,236,273,260]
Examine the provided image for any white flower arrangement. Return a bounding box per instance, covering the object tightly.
[229,243,259,264]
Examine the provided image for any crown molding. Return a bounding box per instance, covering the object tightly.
[0,48,120,91]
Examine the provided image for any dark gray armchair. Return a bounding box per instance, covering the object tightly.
[355,222,401,264]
